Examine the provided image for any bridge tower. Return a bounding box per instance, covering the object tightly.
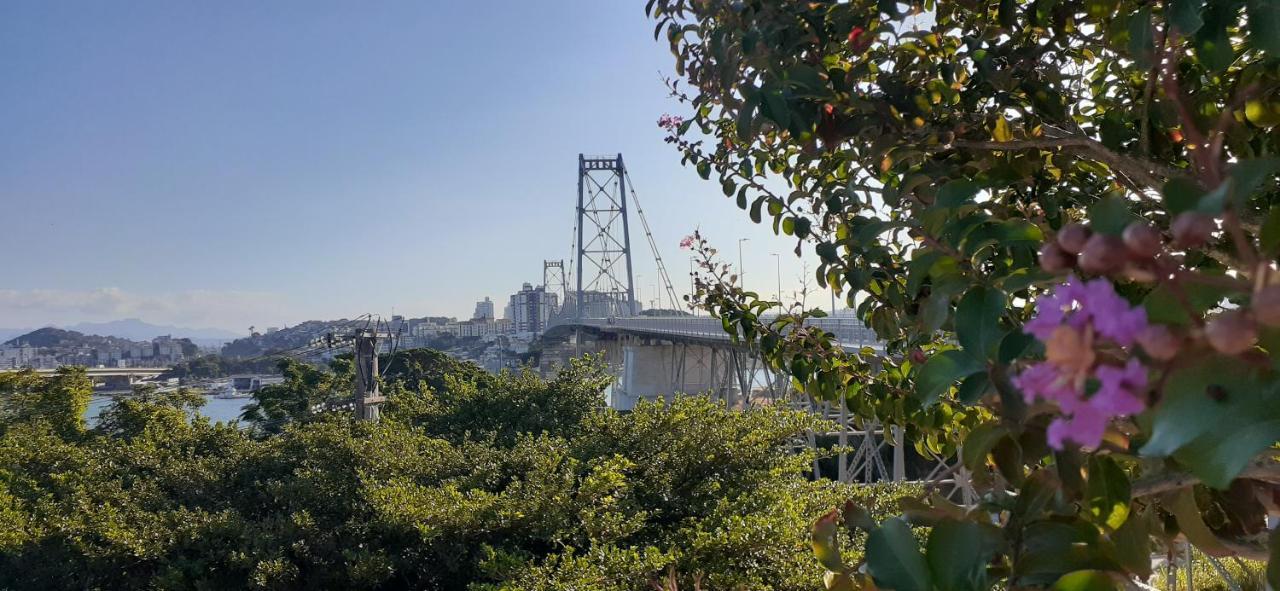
[575,153,637,318]
[543,260,567,317]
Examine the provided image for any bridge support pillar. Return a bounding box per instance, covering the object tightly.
[614,339,731,410]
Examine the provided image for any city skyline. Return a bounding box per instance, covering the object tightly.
[1,2,824,332]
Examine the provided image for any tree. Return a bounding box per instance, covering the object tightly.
[651,0,1280,588]
[0,367,93,439]
[0,349,892,590]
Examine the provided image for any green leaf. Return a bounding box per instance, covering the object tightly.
[998,330,1037,364]
[955,372,991,405]
[1142,281,1231,326]
[1162,177,1205,215]
[927,519,997,591]
[999,0,1017,29]
[1194,18,1235,73]
[1169,0,1205,34]
[1051,570,1118,591]
[763,87,791,129]
[935,180,980,208]
[961,422,1008,470]
[1260,207,1280,258]
[737,95,757,143]
[1249,0,1280,54]
[1227,157,1280,210]
[1173,392,1280,488]
[1085,456,1130,530]
[866,518,932,591]
[1109,507,1152,577]
[906,251,942,297]
[915,349,984,406]
[956,286,1006,360]
[1127,7,1155,67]
[1164,488,1233,556]
[1087,195,1134,235]
[749,196,766,224]
[921,292,950,333]
[1142,357,1251,455]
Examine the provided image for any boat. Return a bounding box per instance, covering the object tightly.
[214,384,249,399]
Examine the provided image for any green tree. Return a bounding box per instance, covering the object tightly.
[0,367,93,439]
[652,0,1280,588]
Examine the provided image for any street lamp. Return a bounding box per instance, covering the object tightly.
[771,253,782,304]
[738,238,749,288]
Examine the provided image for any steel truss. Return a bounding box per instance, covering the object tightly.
[575,154,636,318]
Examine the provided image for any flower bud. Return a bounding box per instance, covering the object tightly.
[1252,285,1280,328]
[1038,241,1075,273]
[1136,324,1181,361]
[909,348,927,364]
[1171,212,1215,248]
[1122,222,1163,259]
[1078,234,1127,275]
[1204,310,1258,355]
[1056,223,1092,255]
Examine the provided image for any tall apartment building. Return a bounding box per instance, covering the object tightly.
[508,283,558,335]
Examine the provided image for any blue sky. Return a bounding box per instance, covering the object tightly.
[0,1,821,332]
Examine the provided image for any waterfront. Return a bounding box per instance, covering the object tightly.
[86,395,252,425]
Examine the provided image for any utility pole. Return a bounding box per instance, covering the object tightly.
[738,238,749,288]
[352,328,385,422]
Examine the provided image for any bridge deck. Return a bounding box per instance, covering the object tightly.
[549,316,881,351]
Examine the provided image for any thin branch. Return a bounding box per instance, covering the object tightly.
[1131,454,1280,498]
[951,136,1178,189]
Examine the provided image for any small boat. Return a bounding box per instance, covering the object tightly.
[214,384,249,399]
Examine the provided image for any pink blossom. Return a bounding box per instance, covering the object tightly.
[1015,275,1152,450]
[1091,358,1147,415]
[1047,405,1109,449]
[658,114,685,132]
[679,235,695,249]
[1024,275,1147,346]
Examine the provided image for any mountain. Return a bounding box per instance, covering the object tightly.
[4,327,142,350]
[65,319,241,344]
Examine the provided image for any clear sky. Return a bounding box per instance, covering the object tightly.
[0,1,825,333]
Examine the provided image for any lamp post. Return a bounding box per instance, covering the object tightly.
[772,253,782,304]
[738,238,749,288]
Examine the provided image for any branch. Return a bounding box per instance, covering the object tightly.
[951,136,1178,190]
[1131,454,1280,498]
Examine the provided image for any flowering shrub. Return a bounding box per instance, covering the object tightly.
[650,0,1280,589]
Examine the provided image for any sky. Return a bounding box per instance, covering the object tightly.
[0,1,827,334]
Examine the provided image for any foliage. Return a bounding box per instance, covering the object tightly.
[160,354,285,381]
[651,0,1280,588]
[0,349,911,590]
[0,367,92,440]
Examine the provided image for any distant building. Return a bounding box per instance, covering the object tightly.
[473,297,495,320]
[508,283,558,335]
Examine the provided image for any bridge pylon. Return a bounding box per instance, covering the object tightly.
[575,153,636,319]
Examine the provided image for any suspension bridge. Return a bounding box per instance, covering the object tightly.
[525,153,937,487]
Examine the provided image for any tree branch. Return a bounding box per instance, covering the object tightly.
[951,136,1178,190]
[1131,454,1280,498]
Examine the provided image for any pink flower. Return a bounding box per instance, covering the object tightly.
[1047,404,1109,449]
[1014,275,1152,450]
[679,235,695,249]
[658,114,685,132]
[1091,358,1147,415]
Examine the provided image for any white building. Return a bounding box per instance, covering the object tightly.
[508,283,558,335]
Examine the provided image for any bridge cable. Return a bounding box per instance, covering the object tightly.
[623,169,683,311]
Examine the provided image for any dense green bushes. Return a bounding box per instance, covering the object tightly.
[0,354,918,590]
